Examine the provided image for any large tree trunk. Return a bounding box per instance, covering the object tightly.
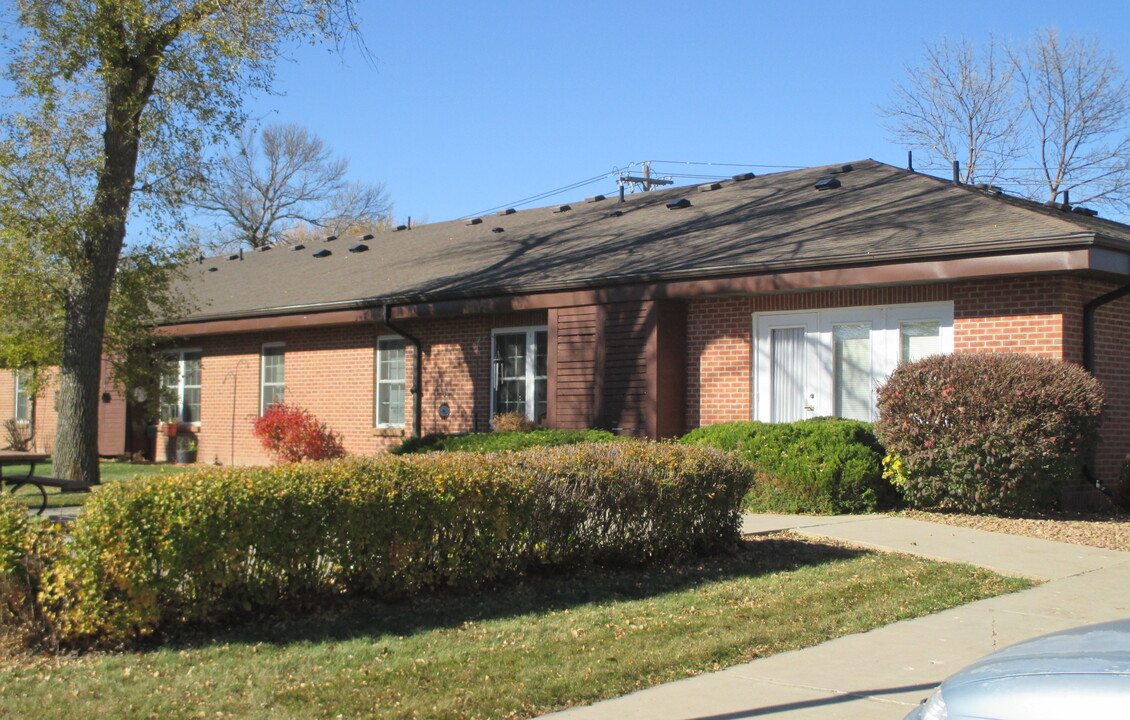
[54,278,115,485]
[52,57,159,484]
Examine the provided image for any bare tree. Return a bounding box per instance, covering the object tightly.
[884,29,1130,215]
[193,123,392,249]
[1012,29,1130,209]
[882,36,1021,184]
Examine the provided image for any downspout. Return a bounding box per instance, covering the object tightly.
[382,304,423,438]
[1081,282,1130,495]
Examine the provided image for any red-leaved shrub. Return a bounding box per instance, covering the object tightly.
[876,353,1104,513]
[251,404,345,463]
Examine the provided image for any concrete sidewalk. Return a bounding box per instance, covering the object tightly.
[541,514,1130,720]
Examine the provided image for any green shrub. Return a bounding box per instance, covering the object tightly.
[875,353,1105,514]
[33,442,747,646]
[682,419,896,514]
[390,428,620,455]
[0,495,62,644]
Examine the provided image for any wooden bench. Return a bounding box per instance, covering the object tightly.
[7,476,94,516]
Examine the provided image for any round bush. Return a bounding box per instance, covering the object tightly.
[682,419,897,514]
[875,353,1104,514]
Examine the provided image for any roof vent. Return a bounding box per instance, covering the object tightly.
[1072,206,1099,217]
[666,198,692,210]
[227,254,239,261]
[361,234,374,241]
[553,204,572,214]
[838,164,854,173]
[586,194,606,203]
[814,177,841,191]
[291,244,306,251]
[207,267,218,272]
[256,245,272,252]
[491,227,505,234]
[324,235,337,242]
[312,249,332,258]
[608,210,623,218]
[731,172,756,182]
[498,208,516,215]
[394,224,408,232]
[699,182,723,192]
[465,217,482,226]
[349,243,369,253]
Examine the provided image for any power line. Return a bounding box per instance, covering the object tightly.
[461,168,627,219]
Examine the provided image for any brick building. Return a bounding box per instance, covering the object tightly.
[4,160,1130,484]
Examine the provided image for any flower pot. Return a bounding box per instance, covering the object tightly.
[164,423,178,437]
[175,448,196,464]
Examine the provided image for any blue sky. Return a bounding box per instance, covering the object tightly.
[239,0,1130,226]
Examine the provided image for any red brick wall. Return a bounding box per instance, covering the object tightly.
[685,276,1130,481]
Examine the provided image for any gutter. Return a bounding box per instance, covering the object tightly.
[382,304,423,439]
[1081,282,1130,495]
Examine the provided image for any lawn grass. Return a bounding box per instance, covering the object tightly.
[0,534,1033,720]
[2,461,181,510]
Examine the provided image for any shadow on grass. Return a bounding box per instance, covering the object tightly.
[160,535,865,651]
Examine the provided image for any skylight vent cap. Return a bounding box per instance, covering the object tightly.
[491,227,505,233]
[394,224,408,231]
[699,182,723,192]
[553,204,572,214]
[586,194,606,203]
[312,249,332,258]
[349,243,369,253]
[731,172,756,182]
[814,177,841,191]
[361,234,374,241]
[256,245,272,252]
[227,254,239,261]
[465,217,482,226]
[324,235,337,242]
[666,198,692,210]
[837,164,854,173]
[498,208,516,215]
[291,244,306,251]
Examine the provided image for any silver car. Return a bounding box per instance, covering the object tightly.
[905,619,1130,720]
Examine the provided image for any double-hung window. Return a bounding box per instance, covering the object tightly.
[260,344,285,412]
[13,370,30,423]
[491,327,548,423]
[754,302,952,423]
[376,337,406,426]
[161,350,203,423]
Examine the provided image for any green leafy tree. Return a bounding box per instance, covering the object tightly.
[0,0,363,484]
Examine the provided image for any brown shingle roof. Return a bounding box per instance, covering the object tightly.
[175,159,1130,322]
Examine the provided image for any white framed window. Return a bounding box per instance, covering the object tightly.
[260,343,285,413]
[491,326,548,423]
[754,301,953,422]
[161,349,203,423]
[376,336,406,427]
[13,370,30,423]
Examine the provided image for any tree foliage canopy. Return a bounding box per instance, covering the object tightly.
[0,0,363,482]
[883,28,1130,214]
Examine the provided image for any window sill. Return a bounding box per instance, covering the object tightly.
[371,426,406,438]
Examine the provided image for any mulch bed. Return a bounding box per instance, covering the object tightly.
[899,509,1130,552]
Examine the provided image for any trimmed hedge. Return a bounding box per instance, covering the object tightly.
[390,428,620,455]
[3,442,747,646]
[681,419,897,514]
[875,353,1105,513]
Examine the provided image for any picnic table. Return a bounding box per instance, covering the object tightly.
[0,450,92,515]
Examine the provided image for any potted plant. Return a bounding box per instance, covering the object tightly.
[163,417,179,437]
[176,439,197,464]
